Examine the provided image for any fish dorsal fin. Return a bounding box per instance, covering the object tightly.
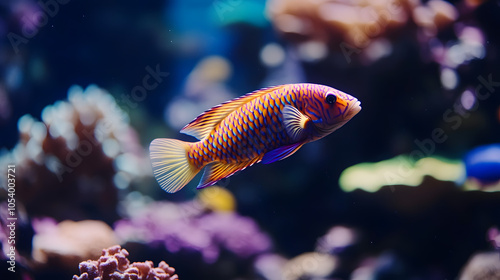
[181,86,282,140]
[282,105,310,142]
[197,156,263,189]
[261,142,304,164]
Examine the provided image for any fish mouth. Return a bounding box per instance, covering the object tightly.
[346,100,361,119]
[315,99,361,136]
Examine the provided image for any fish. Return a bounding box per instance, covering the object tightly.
[150,83,361,193]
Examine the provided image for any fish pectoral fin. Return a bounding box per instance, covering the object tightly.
[282,105,310,142]
[261,143,304,164]
[197,157,262,189]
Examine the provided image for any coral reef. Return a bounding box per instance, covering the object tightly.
[166,56,235,130]
[458,252,500,280]
[255,226,358,280]
[197,186,236,212]
[254,177,500,279]
[339,156,464,192]
[254,226,358,280]
[254,252,337,280]
[266,0,461,62]
[73,245,178,280]
[0,85,150,222]
[0,1,498,280]
[463,144,500,191]
[488,227,500,251]
[32,219,117,271]
[114,199,271,263]
[281,252,337,280]
[315,226,358,255]
[114,190,270,279]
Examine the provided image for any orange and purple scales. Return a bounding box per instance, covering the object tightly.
[150,83,361,193]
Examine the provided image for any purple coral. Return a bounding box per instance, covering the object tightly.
[488,227,500,250]
[73,245,178,280]
[114,201,271,263]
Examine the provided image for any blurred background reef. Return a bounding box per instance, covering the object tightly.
[0,0,499,279]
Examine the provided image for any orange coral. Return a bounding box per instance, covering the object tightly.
[267,0,460,62]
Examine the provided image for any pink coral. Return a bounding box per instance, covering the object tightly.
[32,219,118,271]
[488,227,500,250]
[73,245,178,280]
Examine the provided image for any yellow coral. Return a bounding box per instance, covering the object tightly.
[197,186,236,212]
[339,156,464,192]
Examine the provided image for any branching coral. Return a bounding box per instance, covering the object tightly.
[73,245,178,280]
[0,85,150,222]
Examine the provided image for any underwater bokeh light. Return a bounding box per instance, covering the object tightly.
[0,0,499,279]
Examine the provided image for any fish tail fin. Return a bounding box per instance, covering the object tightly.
[149,138,200,193]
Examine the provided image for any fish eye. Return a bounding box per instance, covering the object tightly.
[325,93,337,104]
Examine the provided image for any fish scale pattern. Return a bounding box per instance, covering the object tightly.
[187,84,314,169]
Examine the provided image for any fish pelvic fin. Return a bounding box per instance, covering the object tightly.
[282,105,310,142]
[261,142,304,164]
[181,85,286,140]
[197,156,263,189]
[149,138,200,193]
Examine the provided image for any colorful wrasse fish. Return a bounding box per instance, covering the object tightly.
[150,83,361,193]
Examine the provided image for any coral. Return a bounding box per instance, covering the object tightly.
[0,84,150,222]
[254,252,336,280]
[463,144,500,191]
[197,186,236,212]
[458,252,500,280]
[255,226,358,280]
[316,226,358,255]
[254,254,288,280]
[339,156,464,192]
[73,245,178,280]
[32,218,117,271]
[282,252,337,280]
[266,0,461,62]
[114,199,271,263]
[166,56,235,130]
[488,227,500,250]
